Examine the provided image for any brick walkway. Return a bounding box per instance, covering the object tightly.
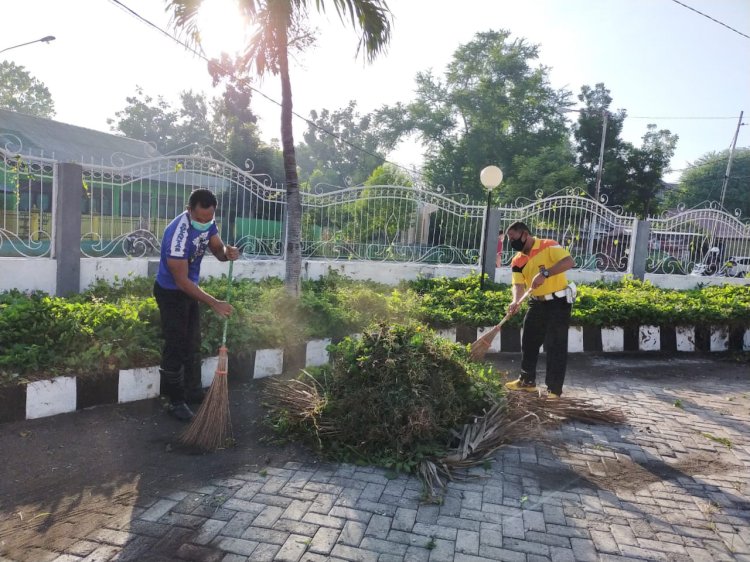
[5,354,750,562]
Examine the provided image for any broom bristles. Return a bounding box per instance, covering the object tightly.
[179,345,233,451]
[470,325,501,361]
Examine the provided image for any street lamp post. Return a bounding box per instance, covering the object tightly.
[0,36,56,55]
[479,165,503,291]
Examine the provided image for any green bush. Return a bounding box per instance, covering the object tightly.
[1,273,748,386]
[409,275,750,328]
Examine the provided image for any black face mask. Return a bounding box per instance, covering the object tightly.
[509,234,526,252]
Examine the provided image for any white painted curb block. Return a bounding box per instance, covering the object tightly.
[477,326,502,352]
[639,325,660,351]
[676,326,695,352]
[118,366,160,403]
[26,376,76,419]
[568,326,584,353]
[436,328,457,343]
[602,327,624,352]
[710,327,729,352]
[305,339,331,368]
[254,349,283,379]
[201,356,219,387]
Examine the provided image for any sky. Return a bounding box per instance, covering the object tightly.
[3,0,749,185]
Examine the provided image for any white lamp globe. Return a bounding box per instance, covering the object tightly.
[480,166,503,190]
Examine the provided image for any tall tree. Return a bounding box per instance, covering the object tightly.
[208,54,283,180]
[0,61,55,118]
[573,83,677,216]
[376,30,572,201]
[573,83,630,203]
[664,148,750,218]
[297,101,390,188]
[624,124,677,217]
[108,86,181,152]
[166,0,393,296]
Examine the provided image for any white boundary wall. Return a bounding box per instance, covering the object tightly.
[1,257,749,293]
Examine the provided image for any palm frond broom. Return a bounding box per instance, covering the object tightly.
[180,261,234,451]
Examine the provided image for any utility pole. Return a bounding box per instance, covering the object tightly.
[586,110,608,267]
[707,110,744,274]
[719,111,744,210]
[594,110,609,203]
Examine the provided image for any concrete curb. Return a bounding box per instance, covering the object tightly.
[5,326,750,424]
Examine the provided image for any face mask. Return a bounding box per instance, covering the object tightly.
[190,219,213,232]
[509,234,526,252]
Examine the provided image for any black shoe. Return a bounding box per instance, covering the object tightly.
[185,388,207,404]
[168,401,194,422]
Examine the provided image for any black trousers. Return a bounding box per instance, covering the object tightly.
[153,282,203,397]
[520,297,572,395]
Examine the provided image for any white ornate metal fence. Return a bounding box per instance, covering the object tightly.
[497,189,638,272]
[3,145,749,279]
[648,202,750,277]
[300,184,484,264]
[0,140,56,257]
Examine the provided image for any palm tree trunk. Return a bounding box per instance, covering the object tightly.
[279,34,302,296]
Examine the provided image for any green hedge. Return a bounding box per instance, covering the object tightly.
[1,272,748,385]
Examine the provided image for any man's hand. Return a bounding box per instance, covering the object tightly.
[225,245,240,261]
[531,272,546,289]
[507,301,521,316]
[211,300,234,318]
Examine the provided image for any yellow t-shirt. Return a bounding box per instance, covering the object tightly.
[511,238,570,297]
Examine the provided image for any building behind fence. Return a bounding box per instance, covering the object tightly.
[2,144,749,294]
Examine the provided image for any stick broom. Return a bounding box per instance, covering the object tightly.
[180,261,234,451]
[470,288,533,361]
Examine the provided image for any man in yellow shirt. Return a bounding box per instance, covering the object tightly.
[504,221,575,398]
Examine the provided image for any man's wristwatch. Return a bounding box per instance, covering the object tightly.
[541,268,550,278]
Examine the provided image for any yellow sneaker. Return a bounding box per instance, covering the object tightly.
[505,378,537,392]
[546,391,561,400]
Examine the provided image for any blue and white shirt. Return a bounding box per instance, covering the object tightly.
[156,211,218,290]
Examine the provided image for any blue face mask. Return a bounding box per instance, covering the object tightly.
[190,219,213,232]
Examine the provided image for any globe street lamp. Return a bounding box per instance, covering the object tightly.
[0,36,56,55]
[479,165,503,290]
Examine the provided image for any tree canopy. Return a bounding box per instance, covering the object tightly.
[0,61,55,118]
[376,30,572,201]
[296,101,391,188]
[664,148,750,218]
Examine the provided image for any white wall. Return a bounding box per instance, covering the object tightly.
[80,258,151,290]
[2,256,749,294]
[0,258,56,293]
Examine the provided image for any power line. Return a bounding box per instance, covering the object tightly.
[106,0,424,180]
[669,0,750,40]
[628,116,740,120]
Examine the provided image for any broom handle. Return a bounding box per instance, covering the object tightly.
[220,260,234,347]
[496,287,534,329]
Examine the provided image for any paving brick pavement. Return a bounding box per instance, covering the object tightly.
[4,354,750,562]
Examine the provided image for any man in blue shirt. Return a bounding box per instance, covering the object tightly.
[154,188,239,421]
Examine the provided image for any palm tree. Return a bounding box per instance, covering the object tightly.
[166,0,393,295]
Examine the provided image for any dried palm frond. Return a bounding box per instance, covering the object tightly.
[419,392,626,496]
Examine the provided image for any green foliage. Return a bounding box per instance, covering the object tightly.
[0,61,55,118]
[573,83,677,216]
[664,148,750,218]
[296,101,390,188]
[0,290,159,384]
[1,273,748,386]
[409,272,514,327]
[407,274,750,328]
[376,29,572,200]
[287,322,504,470]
